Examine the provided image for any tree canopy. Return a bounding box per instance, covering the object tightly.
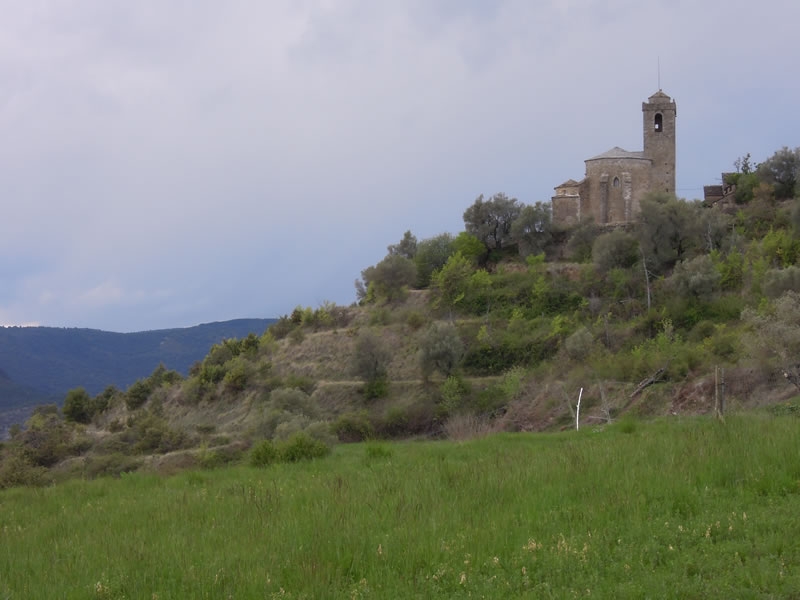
[463,193,522,251]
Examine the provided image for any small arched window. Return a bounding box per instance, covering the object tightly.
[654,113,663,132]
[612,177,620,188]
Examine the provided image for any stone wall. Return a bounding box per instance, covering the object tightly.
[583,157,651,224]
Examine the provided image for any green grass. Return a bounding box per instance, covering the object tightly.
[1,415,800,598]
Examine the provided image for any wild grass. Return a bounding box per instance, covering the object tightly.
[1,415,799,598]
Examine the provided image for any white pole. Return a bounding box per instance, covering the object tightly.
[576,387,583,431]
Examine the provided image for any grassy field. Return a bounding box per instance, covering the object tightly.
[1,415,799,599]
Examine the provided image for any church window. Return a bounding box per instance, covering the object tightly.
[612,177,620,188]
[654,113,663,132]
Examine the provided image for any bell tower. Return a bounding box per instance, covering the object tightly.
[642,90,677,195]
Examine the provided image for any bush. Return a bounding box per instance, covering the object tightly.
[273,414,311,441]
[332,412,375,442]
[405,310,428,330]
[223,357,250,392]
[84,453,142,479]
[125,379,152,410]
[268,316,296,340]
[269,387,317,417]
[250,440,278,467]
[440,375,470,414]
[564,327,594,361]
[419,322,465,380]
[363,377,389,400]
[443,414,491,441]
[593,229,639,272]
[0,452,47,488]
[197,443,244,469]
[62,387,92,424]
[180,378,212,405]
[352,329,391,399]
[764,266,800,298]
[278,432,331,462]
[283,374,316,395]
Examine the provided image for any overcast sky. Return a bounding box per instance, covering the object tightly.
[1,0,798,332]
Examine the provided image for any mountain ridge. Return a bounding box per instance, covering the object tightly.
[0,318,276,410]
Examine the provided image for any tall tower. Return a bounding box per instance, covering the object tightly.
[642,90,677,195]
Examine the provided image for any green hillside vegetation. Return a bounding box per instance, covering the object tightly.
[1,417,799,598]
[2,147,800,485]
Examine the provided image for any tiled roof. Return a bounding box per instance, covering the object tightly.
[556,178,582,187]
[586,146,647,161]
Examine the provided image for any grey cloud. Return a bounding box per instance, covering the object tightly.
[0,0,798,330]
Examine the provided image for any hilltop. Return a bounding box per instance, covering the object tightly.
[2,146,800,486]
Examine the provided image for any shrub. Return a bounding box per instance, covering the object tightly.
[0,452,47,488]
[440,375,470,414]
[62,387,92,424]
[376,406,410,438]
[288,327,306,345]
[593,229,639,272]
[84,453,142,479]
[564,327,594,361]
[763,265,800,298]
[443,414,491,441]
[269,387,317,417]
[91,385,119,416]
[363,377,389,400]
[273,414,311,441]
[352,329,391,400]
[419,321,465,380]
[250,440,278,467]
[130,413,189,454]
[268,316,296,340]
[332,412,375,442]
[181,378,212,405]
[669,255,721,300]
[125,379,152,410]
[199,443,244,469]
[283,374,316,395]
[277,432,331,462]
[223,357,250,392]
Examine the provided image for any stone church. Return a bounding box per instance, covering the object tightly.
[551,90,677,227]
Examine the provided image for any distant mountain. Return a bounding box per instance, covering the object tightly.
[0,319,276,409]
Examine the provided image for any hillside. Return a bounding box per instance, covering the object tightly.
[2,145,800,486]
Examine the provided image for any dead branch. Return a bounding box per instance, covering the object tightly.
[630,366,666,399]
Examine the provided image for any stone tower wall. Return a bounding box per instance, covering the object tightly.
[642,93,677,195]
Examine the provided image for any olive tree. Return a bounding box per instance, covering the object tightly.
[352,329,392,399]
[463,193,522,251]
[636,193,699,272]
[757,146,800,199]
[357,254,417,303]
[419,322,465,380]
[511,202,553,257]
[743,291,800,390]
[414,233,456,288]
[592,229,639,272]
